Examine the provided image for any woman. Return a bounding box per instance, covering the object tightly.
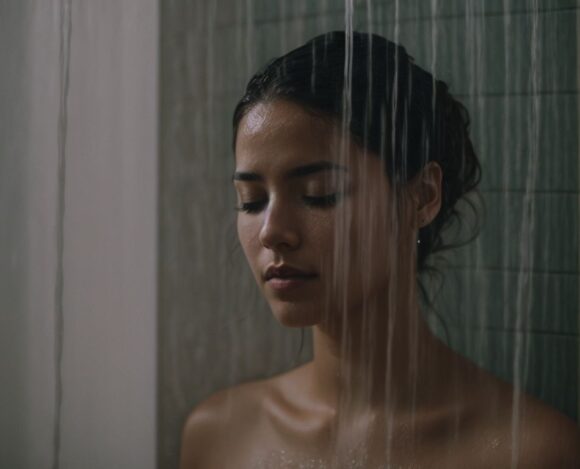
[180,32,580,468]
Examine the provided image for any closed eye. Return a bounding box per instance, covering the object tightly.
[303,193,341,208]
[235,193,341,214]
[235,200,268,213]
[235,200,267,214]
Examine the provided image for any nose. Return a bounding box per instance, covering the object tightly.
[258,198,300,252]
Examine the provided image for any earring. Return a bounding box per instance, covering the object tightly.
[417,238,421,245]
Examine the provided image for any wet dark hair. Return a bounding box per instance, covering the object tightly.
[232,31,481,274]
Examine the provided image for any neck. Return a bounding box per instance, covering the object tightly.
[306,279,447,416]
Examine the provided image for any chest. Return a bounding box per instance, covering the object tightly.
[229,421,507,469]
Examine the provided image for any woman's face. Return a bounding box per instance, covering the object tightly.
[233,99,417,328]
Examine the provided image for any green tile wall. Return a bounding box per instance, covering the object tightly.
[448,192,579,271]
[446,327,578,419]
[473,94,579,192]
[435,268,578,333]
[371,9,578,95]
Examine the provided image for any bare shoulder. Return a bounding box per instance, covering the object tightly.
[477,382,580,467]
[179,379,273,469]
[180,383,259,469]
[515,395,580,467]
[454,361,580,467]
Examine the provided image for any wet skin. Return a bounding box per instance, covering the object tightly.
[180,100,580,468]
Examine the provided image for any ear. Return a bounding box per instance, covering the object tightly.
[410,162,442,229]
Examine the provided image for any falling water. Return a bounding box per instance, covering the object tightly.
[162,0,580,467]
[510,1,541,465]
[167,0,577,464]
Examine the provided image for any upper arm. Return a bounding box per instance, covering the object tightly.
[179,408,211,469]
[518,404,580,467]
[179,393,227,469]
[536,418,580,466]
[179,385,259,469]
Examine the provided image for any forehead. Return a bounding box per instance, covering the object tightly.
[235,100,350,172]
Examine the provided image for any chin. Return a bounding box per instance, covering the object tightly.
[271,303,320,328]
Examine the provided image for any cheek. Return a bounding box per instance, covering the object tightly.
[347,196,397,283]
[237,217,261,268]
[306,213,336,265]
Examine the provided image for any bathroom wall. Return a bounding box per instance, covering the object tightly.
[159,1,579,468]
[0,1,158,467]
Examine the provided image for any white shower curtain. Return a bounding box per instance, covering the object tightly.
[0,1,158,468]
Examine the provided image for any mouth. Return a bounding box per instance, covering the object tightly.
[266,274,318,292]
[263,264,318,292]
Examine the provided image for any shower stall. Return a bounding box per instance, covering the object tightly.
[1,1,578,468]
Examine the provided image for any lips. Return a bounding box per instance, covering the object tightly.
[264,264,318,294]
[263,264,317,281]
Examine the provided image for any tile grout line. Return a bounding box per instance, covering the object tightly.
[444,266,580,276]
[448,325,580,339]
[214,5,580,29]
[478,189,580,194]
[207,90,579,101]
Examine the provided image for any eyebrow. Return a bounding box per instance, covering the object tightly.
[232,161,348,182]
